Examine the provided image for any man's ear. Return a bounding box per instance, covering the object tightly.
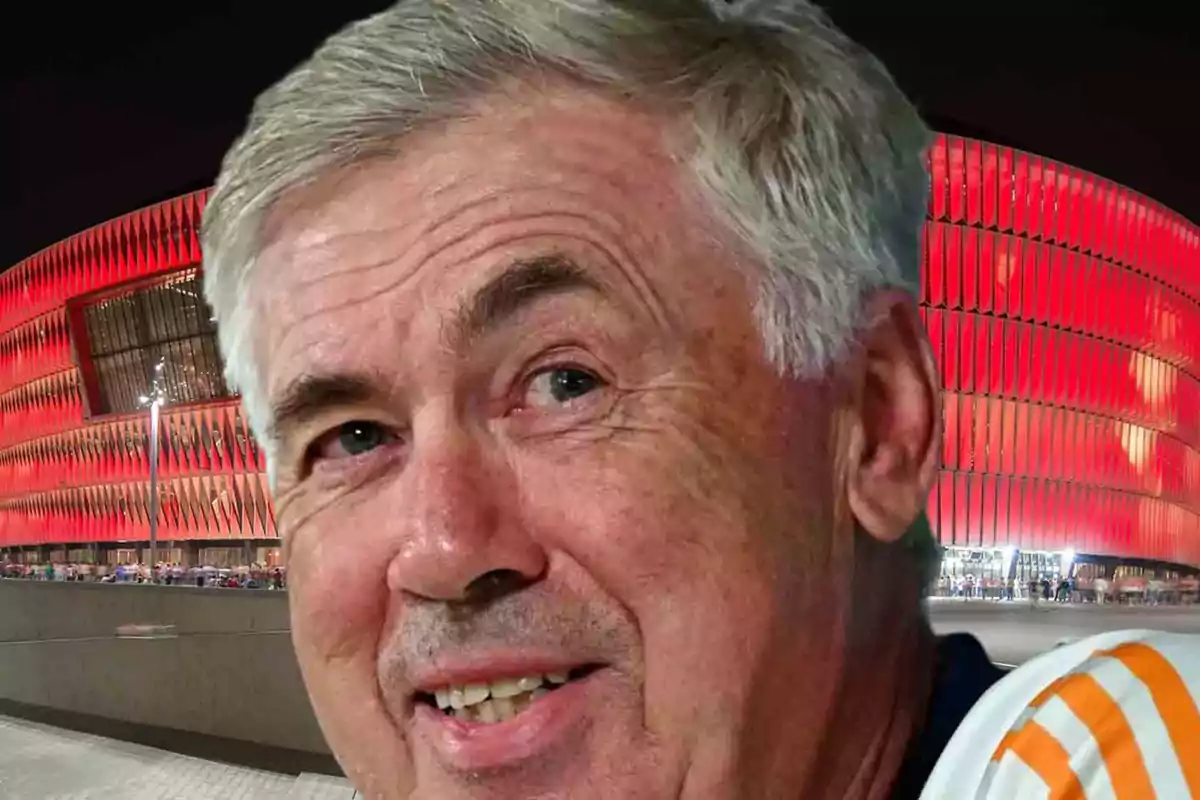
[842,290,941,544]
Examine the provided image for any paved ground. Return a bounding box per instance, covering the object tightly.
[0,715,357,799]
[927,598,1200,665]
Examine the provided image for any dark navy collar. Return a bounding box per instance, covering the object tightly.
[888,633,1005,799]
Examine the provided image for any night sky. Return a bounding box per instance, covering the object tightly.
[2,1,1197,270]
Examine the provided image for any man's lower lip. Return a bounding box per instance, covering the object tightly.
[413,670,602,771]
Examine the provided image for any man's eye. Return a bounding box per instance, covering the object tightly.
[524,366,603,409]
[312,421,393,461]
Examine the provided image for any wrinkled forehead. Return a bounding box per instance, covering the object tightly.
[247,82,752,396]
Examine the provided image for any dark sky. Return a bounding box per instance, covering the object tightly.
[2,1,1197,270]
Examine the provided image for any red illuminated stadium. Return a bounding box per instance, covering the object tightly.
[0,134,1197,580]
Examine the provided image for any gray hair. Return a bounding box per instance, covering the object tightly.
[202,0,931,451]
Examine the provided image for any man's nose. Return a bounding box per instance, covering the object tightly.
[385,428,546,602]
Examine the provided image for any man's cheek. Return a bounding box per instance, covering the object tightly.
[289,527,390,662]
[293,613,416,800]
[294,586,386,666]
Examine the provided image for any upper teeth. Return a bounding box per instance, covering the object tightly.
[433,671,569,710]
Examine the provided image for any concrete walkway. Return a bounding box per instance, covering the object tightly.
[928,598,1200,665]
[0,715,357,798]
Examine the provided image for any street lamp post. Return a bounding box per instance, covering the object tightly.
[140,360,166,584]
[148,396,162,580]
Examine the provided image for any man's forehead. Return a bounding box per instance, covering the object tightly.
[250,80,745,408]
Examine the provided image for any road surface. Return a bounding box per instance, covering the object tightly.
[927,598,1200,665]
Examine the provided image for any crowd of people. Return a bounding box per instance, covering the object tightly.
[934,572,1200,605]
[0,560,286,590]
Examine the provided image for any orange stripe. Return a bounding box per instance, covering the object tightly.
[993,721,1086,800]
[1030,676,1071,708]
[1051,672,1155,799]
[991,730,1019,761]
[1104,642,1200,796]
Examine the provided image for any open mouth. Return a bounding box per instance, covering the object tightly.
[414,664,603,724]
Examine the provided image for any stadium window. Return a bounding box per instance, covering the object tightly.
[75,269,231,415]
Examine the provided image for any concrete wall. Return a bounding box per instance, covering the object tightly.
[0,581,329,755]
[0,580,290,642]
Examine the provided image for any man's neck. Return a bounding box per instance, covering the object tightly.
[808,544,936,800]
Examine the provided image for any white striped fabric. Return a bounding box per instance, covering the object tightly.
[921,630,1200,799]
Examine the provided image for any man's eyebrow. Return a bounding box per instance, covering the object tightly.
[449,255,601,349]
[268,373,380,442]
[267,256,597,441]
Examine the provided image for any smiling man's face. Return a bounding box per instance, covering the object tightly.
[254,84,855,799]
